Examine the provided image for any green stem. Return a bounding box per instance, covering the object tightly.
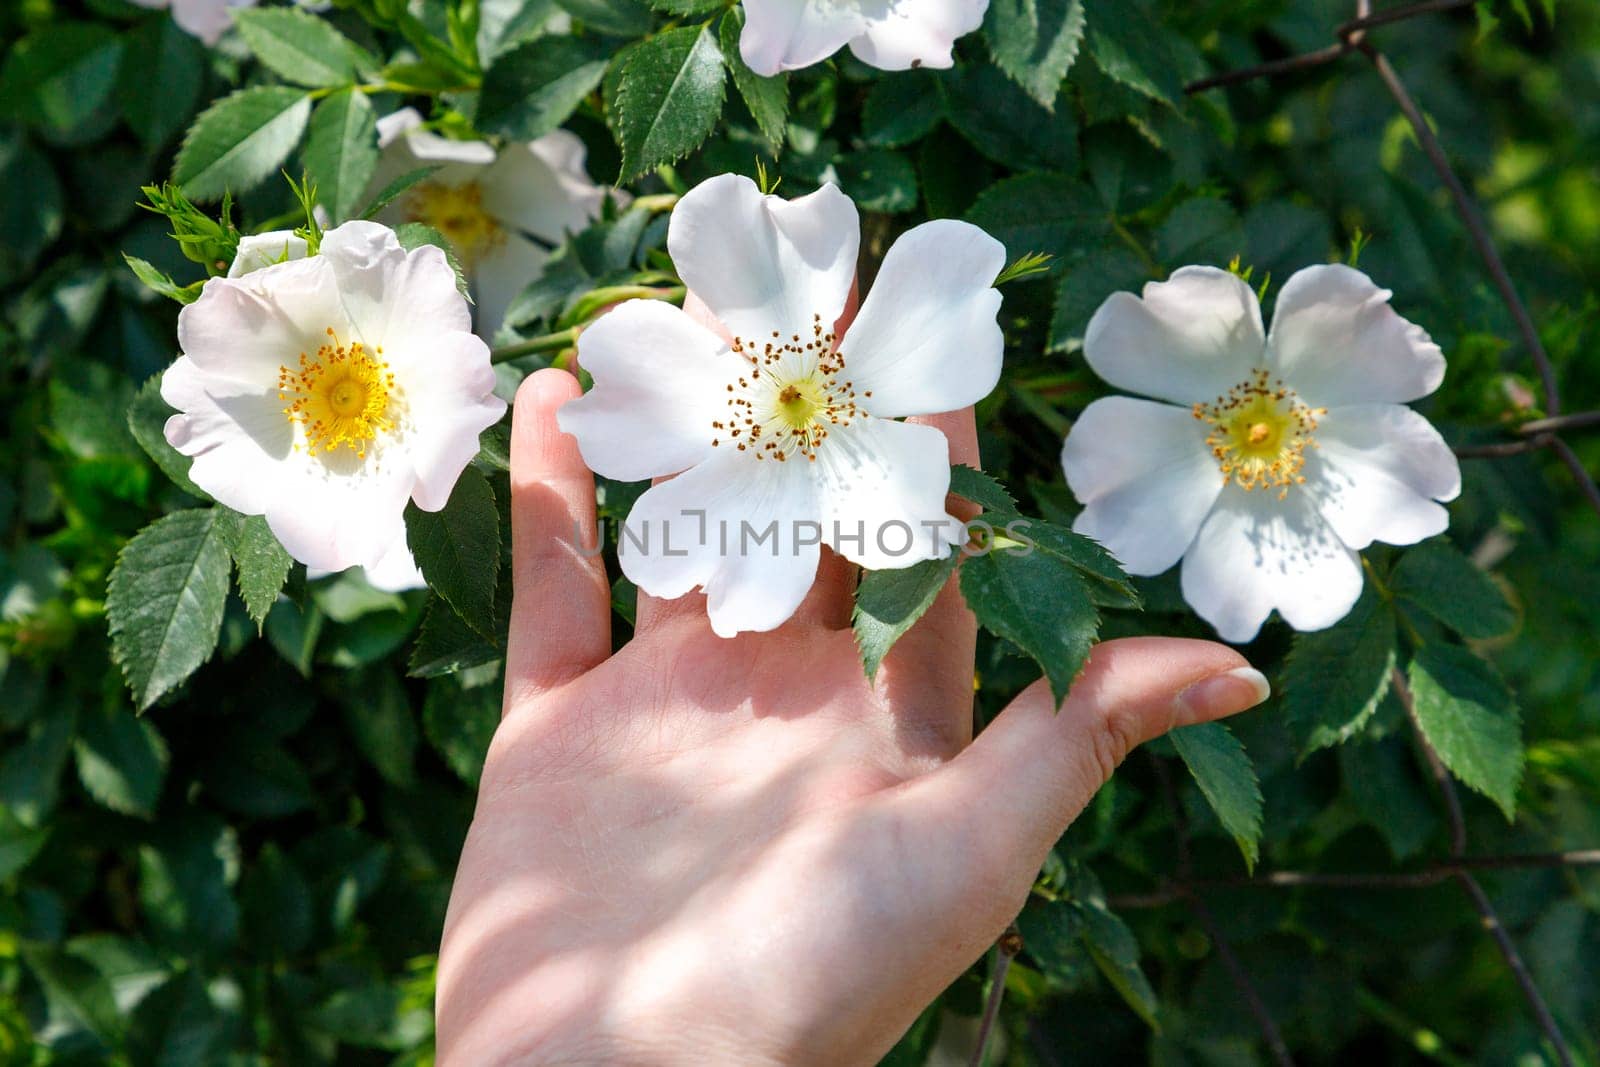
[1111,218,1161,275]
[490,327,581,364]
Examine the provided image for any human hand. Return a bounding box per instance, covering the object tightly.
[434,368,1270,1066]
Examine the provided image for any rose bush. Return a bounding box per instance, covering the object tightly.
[1,0,1597,1063]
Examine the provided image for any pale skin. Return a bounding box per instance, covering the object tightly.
[435,368,1270,1066]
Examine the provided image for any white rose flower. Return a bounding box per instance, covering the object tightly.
[739,0,988,76]
[161,220,506,577]
[558,174,1005,638]
[1061,264,1461,643]
[371,108,617,340]
[126,0,255,45]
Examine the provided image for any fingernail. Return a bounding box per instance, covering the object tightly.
[1177,666,1272,721]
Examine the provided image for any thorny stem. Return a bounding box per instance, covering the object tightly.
[966,926,1022,1067]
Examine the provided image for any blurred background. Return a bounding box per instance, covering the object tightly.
[1,0,1597,1063]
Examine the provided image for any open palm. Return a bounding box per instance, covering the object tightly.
[435,369,1266,1066]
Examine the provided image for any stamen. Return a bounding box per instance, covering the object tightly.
[709,313,860,463]
[1192,368,1325,498]
[279,327,396,459]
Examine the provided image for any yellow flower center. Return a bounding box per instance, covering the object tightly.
[1193,368,1325,497]
[279,328,396,459]
[711,314,869,462]
[404,180,502,266]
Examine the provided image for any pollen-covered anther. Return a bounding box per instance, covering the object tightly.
[1193,367,1325,498]
[279,327,397,459]
[712,315,856,461]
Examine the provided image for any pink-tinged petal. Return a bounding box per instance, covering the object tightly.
[169,0,252,44]
[619,449,821,637]
[560,300,742,482]
[814,417,962,570]
[740,0,866,75]
[667,174,859,343]
[1062,397,1223,576]
[838,220,1005,418]
[1085,266,1266,406]
[1180,486,1363,643]
[1266,263,1445,406]
[1305,403,1460,551]
[847,0,987,71]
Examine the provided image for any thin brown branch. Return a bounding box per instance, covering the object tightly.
[1360,46,1561,416]
[1109,850,1600,909]
[1519,410,1600,436]
[1548,436,1600,518]
[1394,670,1577,1067]
[967,926,1021,1067]
[1157,759,1294,1066]
[1454,435,1555,459]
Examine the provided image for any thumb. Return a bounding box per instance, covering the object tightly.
[881,637,1269,934]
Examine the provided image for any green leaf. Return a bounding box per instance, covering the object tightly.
[394,221,472,298]
[0,132,63,285]
[1079,904,1160,1027]
[107,509,233,709]
[128,375,207,498]
[985,0,1086,109]
[200,742,314,818]
[0,23,124,140]
[1083,0,1182,106]
[1282,583,1397,756]
[1340,736,1438,861]
[404,466,501,637]
[949,464,1017,514]
[720,9,788,151]
[139,816,240,957]
[409,596,501,677]
[647,0,728,13]
[1391,538,1515,639]
[853,553,961,680]
[1408,645,1524,820]
[832,149,918,213]
[173,86,313,202]
[119,17,204,149]
[73,706,169,818]
[19,943,122,1046]
[1020,523,1139,609]
[423,675,502,785]
[965,173,1108,269]
[123,254,203,305]
[0,808,50,881]
[941,64,1078,173]
[0,709,73,826]
[360,164,442,220]
[614,24,727,182]
[1155,196,1243,266]
[232,6,358,88]
[219,511,293,629]
[341,670,418,787]
[302,88,378,224]
[861,70,944,149]
[476,35,610,142]
[960,548,1099,705]
[1170,721,1263,871]
[240,844,313,959]
[555,0,654,36]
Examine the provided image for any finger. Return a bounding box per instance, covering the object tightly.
[504,370,612,703]
[875,406,980,753]
[881,638,1268,924]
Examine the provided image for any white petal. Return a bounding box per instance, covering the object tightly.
[319,220,471,347]
[393,332,505,512]
[177,255,348,381]
[388,126,496,167]
[1084,266,1266,406]
[1305,404,1460,551]
[376,107,424,148]
[477,130,610,245]
[228,230,309,278]
[1266,263,1445,406]
[836,220,1005,418]
[1062,397,1223,576]
[170,0,250,44]
[667,174,859,343]
[470,233,548,342]
[739,0,866,75]
[363,537,428,592]
[1180,486,1363,643]
[161,356,296,515]
[559,300,738,481]
[814,417,962,570]
[263,449,416,572]
[847,0,986,71]
[619,450,821,637]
